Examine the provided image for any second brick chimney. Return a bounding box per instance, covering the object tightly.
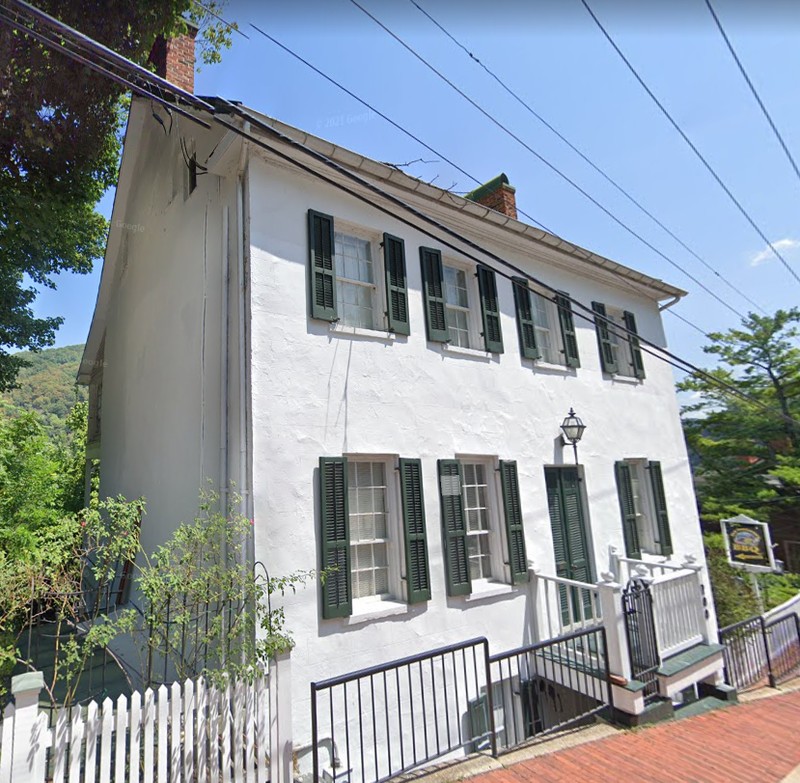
[149,23,197,94]
[465,173,518,220]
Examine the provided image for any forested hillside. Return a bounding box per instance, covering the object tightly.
[1,345,86,433]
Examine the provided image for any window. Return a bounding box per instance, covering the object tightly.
[592,302,645,379]
[437,458,527,596]
[348,461,389,598]
[334,232,376,329]
[421,249,504,352]
[308,211,410,334]
[463,463,492,579]
[444,265,471,347]
[318,456,431,618]
[512,279,580,366]
[615,460,673,558]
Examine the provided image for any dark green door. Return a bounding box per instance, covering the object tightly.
[545,467,593,624]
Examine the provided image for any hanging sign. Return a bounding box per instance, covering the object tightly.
[721,515,776,573]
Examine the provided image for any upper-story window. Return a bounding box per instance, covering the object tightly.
[421,248,504,353]
[591,302,645,379]
[308,210,410,335]
[334,232,376,329]
[444,264,472,348]
[512,279,580,367]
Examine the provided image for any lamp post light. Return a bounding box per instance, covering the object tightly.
[560,408,586,464]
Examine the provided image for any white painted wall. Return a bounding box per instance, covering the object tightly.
[96,101,227,560]
[245,148,713,744]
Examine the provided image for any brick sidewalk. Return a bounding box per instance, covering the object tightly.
[467,689,800,783]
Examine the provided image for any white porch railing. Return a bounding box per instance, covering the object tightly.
[530,571,602,641]
[650,567,707,658]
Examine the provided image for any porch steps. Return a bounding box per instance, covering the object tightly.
[658,643,725,678]
[673,695,731,720]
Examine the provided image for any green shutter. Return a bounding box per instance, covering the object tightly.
[438,459,471,596]
[477,266,504,353]
[499,460,528,584]
[648,461,673,557]
[560,467,591,585]
[399,458,431,603]
[615,461,642,559]
[319,457,351,618]
[555,292,580,368]
[420,248,449,343]
[623,310,646,379]
[468,695,490,752]
[383,234,410,335]
[512,278,540,360]
[592,301,617,374]
[308,210,337,322]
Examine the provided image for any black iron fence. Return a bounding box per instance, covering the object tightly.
[488,626,612,751]
[309,627,612,783]
[622,578,660,703]
[720,612,800,691]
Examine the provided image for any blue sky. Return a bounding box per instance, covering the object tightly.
[35,0,800,371]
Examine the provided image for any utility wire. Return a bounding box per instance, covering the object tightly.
[407,0,766,317]
[191,0,249,39]
[347,0,752,322]
[580,0,800,289]
[704,0,800,189]
[5,0,797,431]
[248,18,721,341]
[248,23,553,233]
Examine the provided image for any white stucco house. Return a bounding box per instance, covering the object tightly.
[80,34,731,782]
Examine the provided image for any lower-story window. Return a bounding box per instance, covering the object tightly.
[348,461,390,599]
[462,462,493,580]
[614,459,673,558]
[319,455,432,618]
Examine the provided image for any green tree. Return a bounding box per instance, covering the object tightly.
[0,2,235,390]
[679,309,800,524]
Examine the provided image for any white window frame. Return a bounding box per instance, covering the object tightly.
[333,223,387,331]
[624,458,661,555]
[443,259,481,349]
[530,290,567,366]
[457,455,508,586]
[345,454,405,607]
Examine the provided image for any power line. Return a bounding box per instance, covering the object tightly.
[248,23,553,233]
[346,0,753,322]
[407,0,767,317]
[191,0,249,39]
[704,0,800,190]
[5,0,797,432]
[580,0,800,289]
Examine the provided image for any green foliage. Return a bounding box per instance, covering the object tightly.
[113,488,314,686]
[757,571,800,612]
[1,344,87,433]
[704,533,760,627]
[680,309,800,528]
[0,4,234,389]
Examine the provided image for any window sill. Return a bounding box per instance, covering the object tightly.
[605,373,643,385]
[345,598,409,625]
[329,323,398,341]
[463,582,517,603]
[526,359,572,373]
[441,343,493,361]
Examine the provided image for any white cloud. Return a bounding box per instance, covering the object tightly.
[750,237,800,267]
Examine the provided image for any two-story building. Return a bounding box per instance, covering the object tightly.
[80,33,727,781]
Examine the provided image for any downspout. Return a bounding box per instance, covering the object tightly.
[658,294,681,312]
[220,193,229,514]
[237,122,253,563]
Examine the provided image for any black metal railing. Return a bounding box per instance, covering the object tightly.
[310,638,493,783]
[720,612,800,691]
[309,625,614,783]
[622,578,660,703]
[488,626,612,751]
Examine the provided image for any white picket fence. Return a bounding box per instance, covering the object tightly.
[0,670,272,783]
[650,567,707,658]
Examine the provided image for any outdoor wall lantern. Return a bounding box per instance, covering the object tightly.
[560,408,586,464]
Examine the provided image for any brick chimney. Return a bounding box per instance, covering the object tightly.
[149,23,197,94]
[465,173,517,219]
